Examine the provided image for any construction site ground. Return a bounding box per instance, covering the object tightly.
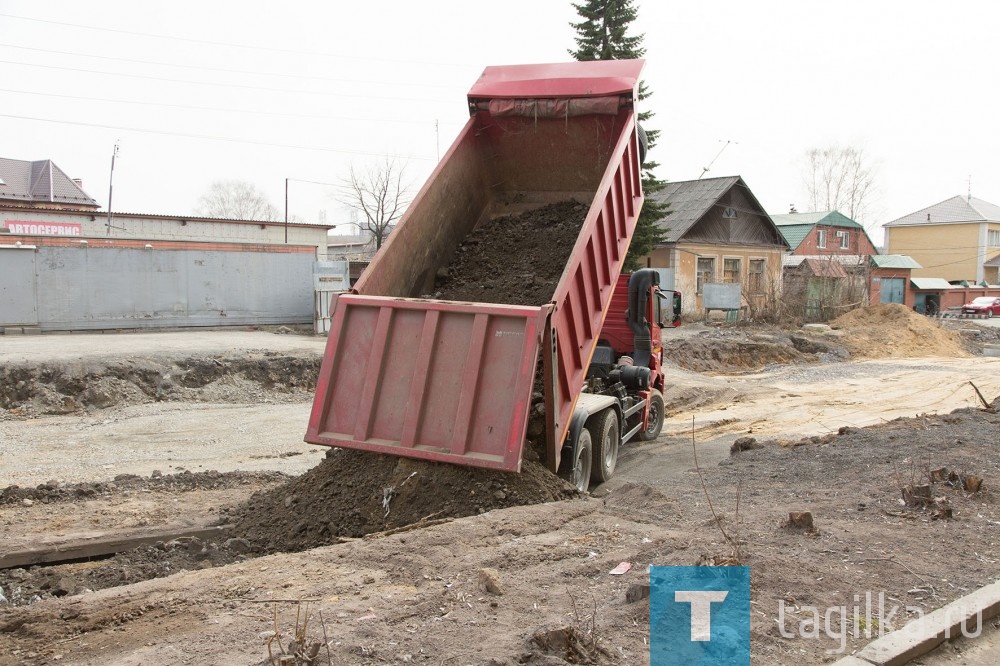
[2,308,999,665]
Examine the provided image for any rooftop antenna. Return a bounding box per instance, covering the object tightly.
[698,140,737,179]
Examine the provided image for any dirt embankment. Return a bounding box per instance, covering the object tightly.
[662,328,847,373]
[432,200,588,305]
[0,353,321,417]
[663,305,974,373]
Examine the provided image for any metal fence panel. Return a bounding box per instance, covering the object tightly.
[6,246,314,330]
[0,247,38,325]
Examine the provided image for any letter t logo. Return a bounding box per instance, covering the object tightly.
[675,590,729,641]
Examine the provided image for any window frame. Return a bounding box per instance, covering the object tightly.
[696,256,716,294]
[839,230,850,249]
[817,229,827,249]
[722,256,741,284]
[748,258,766,293]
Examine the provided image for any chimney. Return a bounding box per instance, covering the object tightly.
[72,178,84,189]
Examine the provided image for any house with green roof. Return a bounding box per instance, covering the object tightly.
[771,210,878,256]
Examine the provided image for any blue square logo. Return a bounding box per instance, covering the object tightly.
[650,565,750,665]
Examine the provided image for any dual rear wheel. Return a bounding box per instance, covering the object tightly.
[559,391,665,492]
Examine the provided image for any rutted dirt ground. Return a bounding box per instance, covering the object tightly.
[1,310,1000,665]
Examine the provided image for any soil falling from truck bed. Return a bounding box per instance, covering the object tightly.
[227,448,576,554]
[432,200,589,305]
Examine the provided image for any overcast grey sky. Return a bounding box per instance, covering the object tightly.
[2,1,998,241]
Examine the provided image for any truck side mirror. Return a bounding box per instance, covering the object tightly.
[655,292,669,327]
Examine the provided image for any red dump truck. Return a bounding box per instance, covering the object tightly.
[306,59,678,491]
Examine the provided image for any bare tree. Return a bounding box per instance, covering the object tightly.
[338,157,411,251]
[197,180,279,221]
[803,144,878,226]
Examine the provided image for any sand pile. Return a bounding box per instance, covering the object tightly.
[227,448,576,554]
[830,303,968,359]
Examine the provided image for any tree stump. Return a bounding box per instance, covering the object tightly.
[902,484,932,506]
[785,511,814,529]
[964,475,983,492]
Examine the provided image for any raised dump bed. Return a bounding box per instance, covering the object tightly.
[306,60,646,475]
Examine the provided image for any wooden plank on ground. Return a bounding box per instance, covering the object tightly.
[0,525,231,569]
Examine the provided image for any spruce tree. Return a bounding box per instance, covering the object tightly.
[569,0,667,271]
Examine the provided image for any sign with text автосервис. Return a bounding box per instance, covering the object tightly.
[4,220,83,236]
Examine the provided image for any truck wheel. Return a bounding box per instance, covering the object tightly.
[588,409,619,484]
[560,430,593,493]
[638,390,664,441]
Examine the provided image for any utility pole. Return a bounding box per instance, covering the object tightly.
[284,177,289,243]
[106,141,119,236]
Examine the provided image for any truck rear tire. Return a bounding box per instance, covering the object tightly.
[560,430,593,493]
[588,409,619,484]
[638,390,664,441]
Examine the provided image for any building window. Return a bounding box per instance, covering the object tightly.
[990,230,1000,247]
[839,230,850,249]
[696,257,715,294]
[817,229,827,249]
[748,259,765,293]
[723,258,741,283]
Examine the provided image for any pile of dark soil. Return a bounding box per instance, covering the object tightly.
[226,448,577,554]
[432,200,588,305]
[0,470,290,506]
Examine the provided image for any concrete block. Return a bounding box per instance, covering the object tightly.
[3,327,24,335]
[855,580,1000,666]
[830,656,876,666]
[22,327,41,335]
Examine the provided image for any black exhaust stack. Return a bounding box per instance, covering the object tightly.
[626,269,659,367]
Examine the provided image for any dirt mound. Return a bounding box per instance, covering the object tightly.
[227,448,576,554]
[432,200,588,305]
[0,354,321,416]
[830,304,968,359]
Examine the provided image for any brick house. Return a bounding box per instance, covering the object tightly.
[773,210,920,309]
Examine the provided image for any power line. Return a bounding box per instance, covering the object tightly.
[0,87,458,128]
[0,42,459,90]
[0,11,467,68]
[0,58,452,103]
[0,112,437,161]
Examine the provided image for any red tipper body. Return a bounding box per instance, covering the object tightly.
[306,60,646,473]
